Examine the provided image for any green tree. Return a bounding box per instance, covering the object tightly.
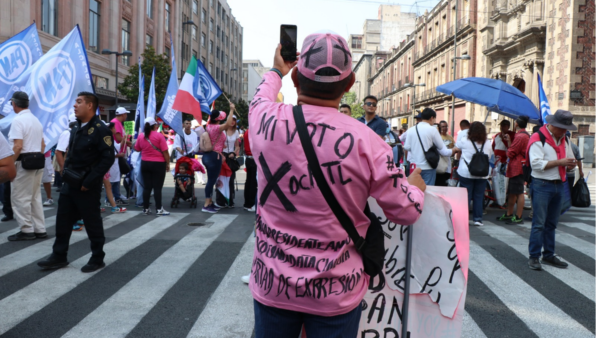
[342,92,364,118]
[118,46,171,111]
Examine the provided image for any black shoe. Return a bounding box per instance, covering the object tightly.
[541,255,568,269]
[1,216,13,222]
[35,232,48,239]
[528,257,542,270]
[37,256,69,270]
[7,231,36,241]
[81,262,106,273]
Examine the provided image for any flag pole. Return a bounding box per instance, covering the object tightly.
[220,92,241,119]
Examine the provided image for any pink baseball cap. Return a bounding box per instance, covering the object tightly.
[297,32,353,83]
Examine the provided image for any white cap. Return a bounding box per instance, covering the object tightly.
[68,113,77,123]
[144,116,157,126]
[115,107,129,115]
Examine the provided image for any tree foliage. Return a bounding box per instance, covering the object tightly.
[342,92,365,118]
[118,46,171,110]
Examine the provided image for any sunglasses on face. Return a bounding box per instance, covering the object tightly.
[364,102,377,107]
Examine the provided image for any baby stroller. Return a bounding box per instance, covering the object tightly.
[171,157,198,208]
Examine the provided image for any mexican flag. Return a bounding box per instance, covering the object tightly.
[216,161,233,204]
[172,57,202,119]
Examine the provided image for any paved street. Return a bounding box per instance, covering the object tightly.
[0,170,595,337]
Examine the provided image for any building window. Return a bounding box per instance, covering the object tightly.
[192,26,197,40]
[202,9,206,23]
[351,36,362,49]
[146,0,153,18]
[41,0,58,36]
[193,0,198,14]
[193,50,197,59]
[217,26,220,39]
[218,2,221,15]
[216,67,220,80]
[210,18,214,31]
[92,75,108,89]
[209,62,213,74]
[165,3,170,32]
[165,47,170,57]
[121,19,131,65]
[221,50,224,63]
[202,56,206,65]
[578,124,590,135]
[209,40,213,53]
[225,73,228,85]
[217,47,220,60]
[201,33,206,47]
[221,70,224,82]
[210,0,214,7]
[88,0,100,53]
[146,34,153,47]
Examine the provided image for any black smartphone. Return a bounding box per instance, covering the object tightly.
[280,24,297,62]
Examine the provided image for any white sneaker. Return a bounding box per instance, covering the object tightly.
[241,274,250,284]
[245,206,255,212]
[156,207,170,216]
[474,221,483,226]
[42,198,54,206]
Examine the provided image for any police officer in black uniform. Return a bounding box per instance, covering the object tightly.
[37,92,115,273]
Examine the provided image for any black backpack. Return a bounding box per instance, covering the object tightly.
[465,140,489,177]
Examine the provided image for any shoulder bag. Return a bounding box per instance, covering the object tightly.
[293,105,384,278]
[416,124,440,169]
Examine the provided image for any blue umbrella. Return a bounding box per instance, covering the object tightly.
[436,77,541,123]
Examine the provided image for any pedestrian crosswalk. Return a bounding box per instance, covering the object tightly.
[0,206,594,337]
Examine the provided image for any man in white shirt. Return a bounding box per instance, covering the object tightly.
[174,120,199,160]
[456,119,470,143]
[526,109,577,271]
[6,92,46,241]
[404,108,458,185]
[400,113,423,173]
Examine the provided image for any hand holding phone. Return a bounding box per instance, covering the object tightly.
[280,25,297,62]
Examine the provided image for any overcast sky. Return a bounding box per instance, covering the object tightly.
[227,0,437,104]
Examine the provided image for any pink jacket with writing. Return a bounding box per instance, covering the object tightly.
[248,72,424,316]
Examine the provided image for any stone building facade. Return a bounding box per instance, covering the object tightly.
[412,0,479,137]
[180,0,243,101]
[368,37,415,129]
[478,0,595,136]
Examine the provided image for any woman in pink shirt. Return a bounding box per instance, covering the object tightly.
[201,103,235,213]
[134,117,171,216]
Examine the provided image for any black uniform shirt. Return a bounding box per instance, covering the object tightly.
[63,115,115,191]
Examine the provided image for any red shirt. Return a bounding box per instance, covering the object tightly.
[506,130,530,178]
[492,131,515,164]
[243,130,252,156]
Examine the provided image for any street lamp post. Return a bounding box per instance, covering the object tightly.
[101,49,133,120]
[404,82,426,120]
[181,20,195,79]
[230,68,238,99]
[449,54,471,136]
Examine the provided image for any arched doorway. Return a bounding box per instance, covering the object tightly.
[512,78,526,93]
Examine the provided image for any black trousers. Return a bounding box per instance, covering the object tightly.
[243,157,257,208]
[141,160,166,210]
[216,154,237,207]
[3,181,12,218]
[53,187,105,263]
[435,172,451,186]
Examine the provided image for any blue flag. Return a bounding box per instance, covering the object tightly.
[0,25,94,151]
[0,23,43,105]
[147,67,157,120]
[538,73,550,125]
[157,34,184,138]
[194,59,222,114]
[133,57,146,187]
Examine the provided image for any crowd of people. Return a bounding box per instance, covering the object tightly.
[0,30,587,338]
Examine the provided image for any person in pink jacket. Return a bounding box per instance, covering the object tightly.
[249,32,426,338]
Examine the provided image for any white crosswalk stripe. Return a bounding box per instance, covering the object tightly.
[477,224,595,301]
[0,212,140,278]
[0,215,57,245]
[469,242,594,337]
[0,207,594,338]
[62,214,236,338]
[0,212,186,335]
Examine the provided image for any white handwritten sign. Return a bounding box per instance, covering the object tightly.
[358,187,469,338]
